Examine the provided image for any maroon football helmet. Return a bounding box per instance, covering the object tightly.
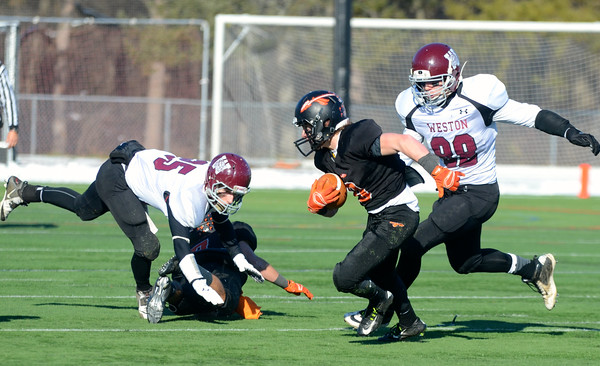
[409,43,462,111]
[292,90,348,156]
[204,153,251,215]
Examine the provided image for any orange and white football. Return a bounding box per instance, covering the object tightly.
[317,173,347,209]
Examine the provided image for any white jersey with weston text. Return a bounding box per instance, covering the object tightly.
[125,149,210,228]
[395,74,542,185]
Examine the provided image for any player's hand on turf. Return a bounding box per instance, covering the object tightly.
[233,253,265,283]
[191,278,224,305]
[307,179,339,213]
[431,165,464,198]
[566,129,600,156]
[284,280,314,300]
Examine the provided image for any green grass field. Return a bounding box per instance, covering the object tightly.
[1,186,599,365]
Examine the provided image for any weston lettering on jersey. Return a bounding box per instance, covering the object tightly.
[426,118,468,133]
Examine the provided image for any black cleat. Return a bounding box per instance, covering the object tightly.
[378,318,426,342]
[158,255,179,277]
[357,291,393,336]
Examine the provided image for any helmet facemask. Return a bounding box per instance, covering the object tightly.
[409,71,458,112]
[293,111,337,156]
[205,182,248,215]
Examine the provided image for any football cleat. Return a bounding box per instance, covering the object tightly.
[1,176,27,221]
[136,288,152,320]
[158,255,179,277]
[344,307,393,329]
[378,318,426,342]
[522,253,557,310]
[357,291,393,336]
[147,276,172,324]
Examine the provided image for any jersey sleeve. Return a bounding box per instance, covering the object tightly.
[350,119,383,156]
[461,74,509,110]
[492,99,541,128]
[0,62,18,129]
[394,88,415,129]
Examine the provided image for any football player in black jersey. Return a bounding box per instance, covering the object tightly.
[292,90,463,341]
[146,218,314,323]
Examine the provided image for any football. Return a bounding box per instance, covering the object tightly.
[317,173,347,209]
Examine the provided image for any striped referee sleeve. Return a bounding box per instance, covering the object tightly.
[0,61,18,129]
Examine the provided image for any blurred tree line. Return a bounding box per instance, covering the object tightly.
[1,0,598,155]
[2,0,599,22]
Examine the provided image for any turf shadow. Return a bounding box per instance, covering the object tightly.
[0,315,41,322]
[35,302,132,311]
[0,223,58,229]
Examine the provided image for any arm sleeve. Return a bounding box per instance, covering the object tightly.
[0,62,18,129]
[534,110,575,137]
[212,212,243,258]
[163,191,192,260]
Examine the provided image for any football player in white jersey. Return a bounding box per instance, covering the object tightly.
[396,43,598,310]
[0,140,263,319]
[345,42,599,334]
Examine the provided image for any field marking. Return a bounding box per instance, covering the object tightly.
[2,269,600,275]
[2,247,600,256]
[0,325,597,333]
[1,294,598,300]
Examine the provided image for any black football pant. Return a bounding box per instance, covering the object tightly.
[332,204,419,322]
[397,183,512,288]
[32,159,160,291]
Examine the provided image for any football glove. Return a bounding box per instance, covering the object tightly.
[284,280,314,300]
[233,253,265,283]
[431,165,464,198]
[566,128,600,156]
[191,278,224,305]
[307,179,339,213]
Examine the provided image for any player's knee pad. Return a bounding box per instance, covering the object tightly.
[133,231,161,261]
[454,255,483,274]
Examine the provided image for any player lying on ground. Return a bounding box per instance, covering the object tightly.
[146,218,313,323]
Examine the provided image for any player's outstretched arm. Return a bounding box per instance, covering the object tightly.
[535,110,599,156]
[240,241,314,299]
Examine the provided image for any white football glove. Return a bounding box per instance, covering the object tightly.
[191,278,224,305]
[233,253,265,283]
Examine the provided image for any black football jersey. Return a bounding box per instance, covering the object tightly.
[314,119,407,211]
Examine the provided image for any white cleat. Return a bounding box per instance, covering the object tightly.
[523,253,557,310]
[1,176,27,221]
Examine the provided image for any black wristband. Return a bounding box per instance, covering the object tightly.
[417,153,440,174]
